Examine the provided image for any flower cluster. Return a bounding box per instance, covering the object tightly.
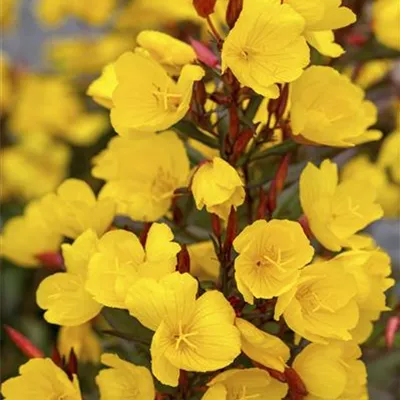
[1,0,399,399]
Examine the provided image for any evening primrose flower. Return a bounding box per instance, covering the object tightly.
[0,200,62,267]
[233,219,314,304]
[126,272,241,386]
[1,358,82,400]
[93,131,190,221]
[58,323,101,363]
[40,179,115,239]
[202,368,288,400]
[96,354,155,400]
[86,223,180,308]
[372,0,400,50]
[300,159,383,252]
[378,129,400,183]
[110,51,204,135]
[285,0,356,57]
[291,66,382,147]
[136,30,196,75]
[87,63,117,109]
[293,341,368,400]
[275,259,359,343]
[36,229,102,326]
[187,241,220,282]
[235,318,290,372]
[332,250,394,343]
[221,0,309,98]
[191,157,245,220]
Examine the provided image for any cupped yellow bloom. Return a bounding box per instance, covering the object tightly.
[293,341,367,400]
[378,129,400,184]
[332,250,394,343]
[285,0,356,57]
[202,368,288,400]
[58,323,101,363]
[373,0,400,50]
[221,0,309,98]
[1,133,71,202]
[275,259,359,343]
[110,51,204,135]
[136,30,196,75]
[235,318,290,372]
[93,131,190,221]
[96,353,155,400]
[187,241,220,282]
[86,223,180,308]
[300,160,383,252]
[346,59,393,89]
[0,200,62,267]
[233,219,314,304]
[37,229,102,326]
[291,66,382,147]
[192,157,245,220]
[40,179,115,239]
[87,63,117,109]
[126,272,241,386]
[1,358,81,400]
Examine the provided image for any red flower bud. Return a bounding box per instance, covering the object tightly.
[224,207,237,255]
[298,215,313,239]
[211,213,222,239]
[229,106,240,140]
[4,325,44,359]
[256,188,268,220]
[268,154,290,213]
[231,129,254,163]
[285,367,308,398]
[67,349,78,380]
[193,0,217,18]
[226,0,243,29]
[35,252,64,271]
[385,316,400,349]
[189,38,220,68]
[177,245,191,274]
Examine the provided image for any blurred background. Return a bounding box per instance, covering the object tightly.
[1,0,399,398]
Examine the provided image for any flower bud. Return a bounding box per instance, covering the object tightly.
[386,316,400,349]
[4,325,44,359]
[268,154,290,213]
[231,129,254,163]
[193,0,217,18]
[189,38,220,68]
[177,245,191,274]
[226,0,243,29]
[36,252,64,271]
[285,367,308,398]
[224,206,237,255]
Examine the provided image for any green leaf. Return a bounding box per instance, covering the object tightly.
[173,120,219,148]
[101,308,153,346]
[244,95,263,121]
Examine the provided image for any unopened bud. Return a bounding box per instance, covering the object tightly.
[177,245,191,274]
[194,80,207,108]
[189,38,220,68]
[386,316,400,349]
[231,129,254,163]
[211,213,222,239]
[35,252,64,271]
[226,0,243,29]
[224,207,237,255]
[285,368,308,398]
[298,215,313,239]
[268,154,290,213]
[193,0,217,18]
[256,188,268,220]
[4,325,44,359]
[229,106,240,140]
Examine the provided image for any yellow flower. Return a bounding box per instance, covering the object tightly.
[192,157,245,220]
[8,74,107,145]
[346,59,393,89]
[378,129,400,184]
[332,250,394,343]
[136,30,196,75]
[235,318,290,372]
[233,219,314,304]
[36,0,116,27]
[40,179,115,239]
[96,354,155,400]
[342,154,400,218]
[0,200,62,267]
[373,0,400,50]
[58,323,101,363]
[187,241,220,282]
[285,0,356,57]
[86,223,180,308]
[0,0,19,31]
[291,66,382,147]
[1,358,81,400]
[87,63,117,109]
[300,159,383,252]
[126,272,241,386]
[93,131,189,221]
[36,229,102,326]
[221,0,309,98]
[275,259,359,343]
[110,51,204,135]
[0,133,71,201]
[202,368,288,400]
[293,341,367,400]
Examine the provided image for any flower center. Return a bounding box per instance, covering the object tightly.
[255,247,293,272]
[174,321,198,351]
[151,168,177,201]
[153,84,182,111]
[231,386,260,400]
